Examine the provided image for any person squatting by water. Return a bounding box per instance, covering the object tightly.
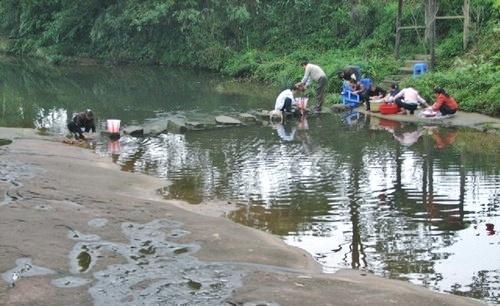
[365,83,386,111]
[297,61,328,113]
[386,83,400,98]
[68,109,95,140]
[387,87,428,115]
[270,85,300,122]
[429,87,459,115]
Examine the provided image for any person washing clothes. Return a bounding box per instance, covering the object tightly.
[270,85,300,122]
[365,83,386,111]
[68,109,96,140]
[387,87,428,115]
[429,87,458,115]
[297,61,328,113]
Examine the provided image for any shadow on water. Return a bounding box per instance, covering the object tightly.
[1,57,500,304]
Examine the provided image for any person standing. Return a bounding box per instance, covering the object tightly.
[297,61,328,113]
[68,109,95,140]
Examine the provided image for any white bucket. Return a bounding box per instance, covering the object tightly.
[107,119,121,133]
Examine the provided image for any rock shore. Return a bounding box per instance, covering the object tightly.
[0,127,484,306]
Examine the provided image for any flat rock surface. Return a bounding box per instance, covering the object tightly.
[238,113,257,122]
[0,127,484,306]
[215,115,242,125]
[358,108,500,133]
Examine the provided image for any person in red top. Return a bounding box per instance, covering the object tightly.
[431,87,458,115]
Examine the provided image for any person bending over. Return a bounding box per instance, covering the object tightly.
[385,83,400,99]
[430,87,458,115]
[388,87,427,115]
[365,83,386,111]
[68,109,95,140]
[271,85,300,122]
[297,61,328,113]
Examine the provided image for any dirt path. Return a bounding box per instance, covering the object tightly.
[0,127,484,305]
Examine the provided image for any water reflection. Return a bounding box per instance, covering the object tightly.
[0,56,275,131]
[2,57,499,303]
[273,123,296,141]
[96,115,499,303]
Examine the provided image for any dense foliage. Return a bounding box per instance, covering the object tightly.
[0,0,498,115]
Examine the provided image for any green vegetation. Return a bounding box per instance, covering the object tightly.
[0,0,498,115]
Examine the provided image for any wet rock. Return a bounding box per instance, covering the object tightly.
[186,121,205,131]
[215,116,242,126]
[143,119,169,135]
[256,110,270,119]
[331,104,350,113]
[100,131,121,140]
[238,113,257,123]
[122,125,144,137]
[167,117,187,134]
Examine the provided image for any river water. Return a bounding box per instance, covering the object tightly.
[1,57,499,304]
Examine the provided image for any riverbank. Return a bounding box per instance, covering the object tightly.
[352,107,500,134]
[0,127,485,305]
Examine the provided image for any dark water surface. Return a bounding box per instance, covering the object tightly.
[1,57,499,304]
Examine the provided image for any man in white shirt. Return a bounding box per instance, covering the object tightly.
[274,85,299,112]
[270,84,300,123]
[297,61,328,113]
[387,87,427,115]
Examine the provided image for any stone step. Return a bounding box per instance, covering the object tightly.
[402,60,429,72]
[414,54,431,60]
[380,80,397,89]
[238,113,257,123]
[167,117,187,134]
[398,67,414,74]
[384,74,408,81]
[405,59,428,66]
[215,115,243,126]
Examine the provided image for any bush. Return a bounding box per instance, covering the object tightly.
[402,61,500,116]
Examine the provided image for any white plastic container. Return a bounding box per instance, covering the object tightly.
[107,119,121,133]
[369,99,384,112]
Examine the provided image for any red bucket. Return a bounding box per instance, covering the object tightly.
[379,103,400,115]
